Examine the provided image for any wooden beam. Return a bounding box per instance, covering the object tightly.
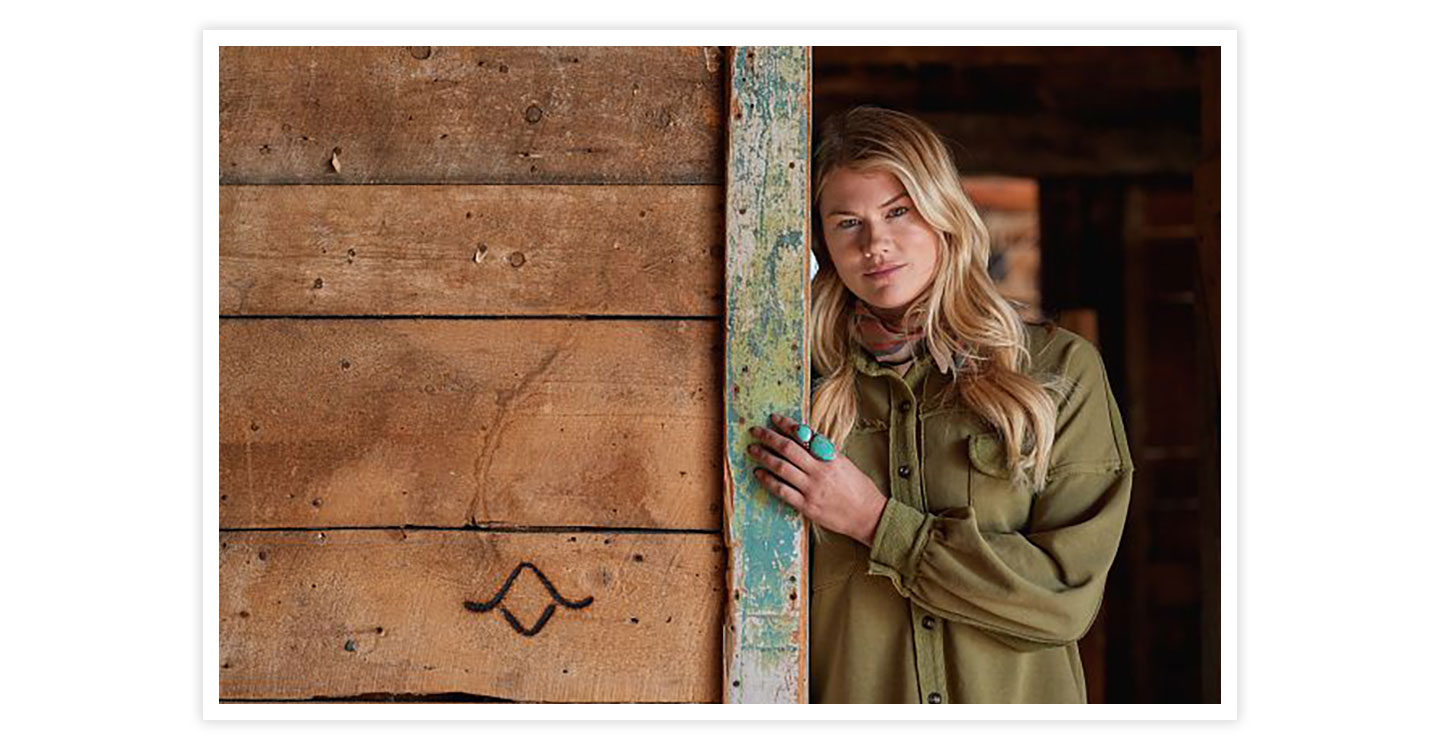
[811,46,1203,177]
[219,529,725,702]
[220,184,723,316]
[1194,45,1222,705]
[814,57,1199,119]
[816,46,1202,71]
[885,112,1198,177]
[220,46,725,185]
[722,46,811,704]
[220,318,722,530]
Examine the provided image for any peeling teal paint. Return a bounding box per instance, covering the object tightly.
[723,45,811,704]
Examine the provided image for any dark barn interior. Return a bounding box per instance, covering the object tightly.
[813,46,1222,703]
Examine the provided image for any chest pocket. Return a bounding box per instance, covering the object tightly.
[966,432,1035,532]
[919,410,1034,531]
[919,410,971,513]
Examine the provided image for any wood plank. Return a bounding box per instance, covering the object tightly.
[219,529,725,702]
[816,46,1202,71]
[220,46,725,185]
[220,184,723,316]
[1106,183,1155,703]
[813,47,1201,177]
[220,318,721,529]
[907,112,1199,177]
[722,46,810,704]
[1195,161,1221,375]
[814,54,1200,125]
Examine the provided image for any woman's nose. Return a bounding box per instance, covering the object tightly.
[862,224,895,255]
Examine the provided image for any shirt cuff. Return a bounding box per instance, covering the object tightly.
[866,497,930,585]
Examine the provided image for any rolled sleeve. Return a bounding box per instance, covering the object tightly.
[866,496,931,582]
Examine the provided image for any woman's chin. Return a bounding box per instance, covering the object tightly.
[860,290,913,311]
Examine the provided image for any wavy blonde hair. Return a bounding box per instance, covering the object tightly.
[810,106,1065,503]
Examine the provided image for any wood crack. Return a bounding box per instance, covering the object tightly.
[467,339,572,524]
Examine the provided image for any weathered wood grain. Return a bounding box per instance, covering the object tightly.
[220,46,725,185]
[220,318,722,529]
[722,46,810,704]
[219,184,723,316]
[219,529,725,702]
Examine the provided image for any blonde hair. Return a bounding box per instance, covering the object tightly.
[809,106,1066,507]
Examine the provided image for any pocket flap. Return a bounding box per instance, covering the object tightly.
[967,433,1012,479]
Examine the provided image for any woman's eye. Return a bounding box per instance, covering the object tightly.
[834,208,904,230]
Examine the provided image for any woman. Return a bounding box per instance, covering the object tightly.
[745,106,1134,703]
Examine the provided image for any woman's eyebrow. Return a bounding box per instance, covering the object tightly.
[824,192,909,218]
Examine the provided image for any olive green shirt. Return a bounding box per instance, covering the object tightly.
[809,322,1134,704]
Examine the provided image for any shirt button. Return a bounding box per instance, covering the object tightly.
[922,615,936,629]
[898,465,912,478]
[927,692,942,704]
[899,401,911,413]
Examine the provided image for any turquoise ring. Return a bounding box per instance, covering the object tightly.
[796,422,836,462]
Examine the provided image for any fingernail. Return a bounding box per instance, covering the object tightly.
[748,426,759,436]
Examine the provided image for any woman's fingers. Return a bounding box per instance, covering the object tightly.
[769,413,803,435]
[753,467,808,513]
[747,440,809,490]
[769,413,829,462]
[746,412,832,516]
[750,420,815,470]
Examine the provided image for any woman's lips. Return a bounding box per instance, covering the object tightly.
[866,264,905,279]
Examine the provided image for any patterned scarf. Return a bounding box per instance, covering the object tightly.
[852,298,927,365]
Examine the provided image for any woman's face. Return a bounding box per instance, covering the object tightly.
[818,166,942,318]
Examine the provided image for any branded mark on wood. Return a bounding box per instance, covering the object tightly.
[463,561,595,637]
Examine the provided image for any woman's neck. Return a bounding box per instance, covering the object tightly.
[869,304,910,327]
[860,298,920,330]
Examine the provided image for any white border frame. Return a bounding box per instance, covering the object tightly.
[203,29,1238,720]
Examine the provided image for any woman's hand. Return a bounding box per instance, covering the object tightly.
[746,413,890,547]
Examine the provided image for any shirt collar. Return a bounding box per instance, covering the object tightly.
[851,345,935,386]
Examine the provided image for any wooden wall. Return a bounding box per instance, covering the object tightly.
[219,46,730,703]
